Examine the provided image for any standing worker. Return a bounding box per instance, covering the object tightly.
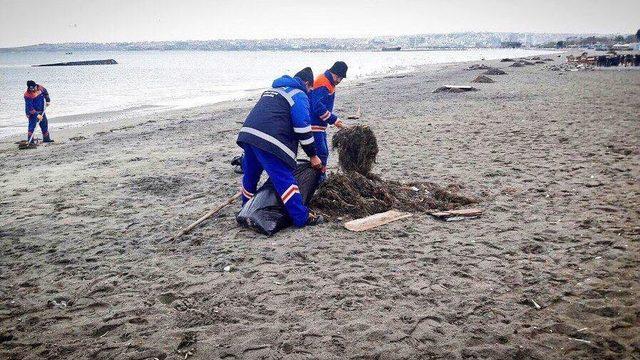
[309,61,348,178]
[237,67,324,227]
[24,80,54,143]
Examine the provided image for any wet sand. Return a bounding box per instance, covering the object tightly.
[1,54,639,359]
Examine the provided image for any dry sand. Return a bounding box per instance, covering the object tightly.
[1,54,639,359]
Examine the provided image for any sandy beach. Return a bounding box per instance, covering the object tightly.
[1,53,639,359]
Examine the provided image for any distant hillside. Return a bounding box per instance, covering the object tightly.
[0,32,608,52]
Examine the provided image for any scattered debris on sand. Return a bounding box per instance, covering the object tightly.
[310,126,477,219]
[465,64,491,71]
[543,58,554,62]
[547,63,594,72]
[521,60,535,66]
[529,56,542,61]
[311,172,477,219]
[433,85,479,93]
[17,140,39,150]
[472,75,495,83]
[501,58,515,62]
[510,62,525,68]
[483,68,507,75]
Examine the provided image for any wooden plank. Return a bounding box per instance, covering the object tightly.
[347,105,361,119]
[429,208,483,221]
[344,210,412,232]
[442,85,475,89]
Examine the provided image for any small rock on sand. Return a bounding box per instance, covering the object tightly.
[472,75,495,83]
[483,68,507,75]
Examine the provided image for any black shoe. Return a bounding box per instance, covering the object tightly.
[306,213,324,226]
[43,137,54,143]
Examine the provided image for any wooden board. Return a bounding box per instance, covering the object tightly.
[442,85,475,90]
[429,208,483,221]
[344,210,412,232]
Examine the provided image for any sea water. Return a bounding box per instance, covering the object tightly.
[0,48,559,138]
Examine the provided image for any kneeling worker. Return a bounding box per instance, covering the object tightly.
[237,67,324,227]
[24,80,53,143]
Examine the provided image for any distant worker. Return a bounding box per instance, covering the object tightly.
[24,80,53,143]
[236,67,324,227]
[310,61,348,179]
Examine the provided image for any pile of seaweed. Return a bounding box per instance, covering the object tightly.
[310,125,477,219]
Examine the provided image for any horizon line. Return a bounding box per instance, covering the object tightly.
[1,30,632,50]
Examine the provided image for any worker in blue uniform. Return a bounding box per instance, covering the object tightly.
[24,80,53,143]
[237,67,323,227]
[309,61,348,178]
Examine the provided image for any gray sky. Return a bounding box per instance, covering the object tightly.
[1,0,638,47]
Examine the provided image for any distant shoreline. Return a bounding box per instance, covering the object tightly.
[0,31,600,52]
[0,48,562,141]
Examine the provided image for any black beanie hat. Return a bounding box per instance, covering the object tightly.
[329,61,348,78]
[294,67,314,84]
[27,80,37,89]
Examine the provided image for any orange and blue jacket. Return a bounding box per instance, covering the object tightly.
[24,85,50,117]
[309,70,338,132]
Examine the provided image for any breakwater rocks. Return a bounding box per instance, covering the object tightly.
[33,59,118,67]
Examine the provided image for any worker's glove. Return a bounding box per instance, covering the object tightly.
[46,102,50,107]
[37,114,43,121]
[310,155,323,170]
[334,119,345,129]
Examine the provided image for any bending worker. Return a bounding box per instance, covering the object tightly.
[310,61,348,177]
[24,80,54,143]
[237,67,324,227]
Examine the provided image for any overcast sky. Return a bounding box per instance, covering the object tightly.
[1,0,638,47]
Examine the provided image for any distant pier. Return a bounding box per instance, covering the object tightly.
[33,59,118,67]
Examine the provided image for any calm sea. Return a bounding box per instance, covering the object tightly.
[0,48,558,138]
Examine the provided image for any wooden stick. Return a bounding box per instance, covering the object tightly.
[347,105,361,120]
[170,192,241,241]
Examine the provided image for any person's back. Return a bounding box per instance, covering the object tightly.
[237,68,323,228]
[239,76,310,169]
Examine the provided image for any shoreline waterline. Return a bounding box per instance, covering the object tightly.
[0,48,561,140]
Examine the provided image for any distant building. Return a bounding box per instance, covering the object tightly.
[501,41,522,48]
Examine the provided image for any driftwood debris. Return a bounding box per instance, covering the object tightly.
[429,208,483,221]
[170,192,241,241]
[433,85,479,93]
[344,210,412,232]
[347,106,361,120]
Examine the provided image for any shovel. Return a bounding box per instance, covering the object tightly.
[26,104,48,145]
